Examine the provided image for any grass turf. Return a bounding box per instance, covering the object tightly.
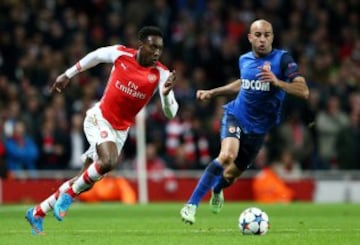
[1,202,359,245]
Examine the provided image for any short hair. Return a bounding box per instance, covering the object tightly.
[137,26,163,41]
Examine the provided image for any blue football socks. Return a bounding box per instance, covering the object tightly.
[187,160,224,206]
[213,175,231,194]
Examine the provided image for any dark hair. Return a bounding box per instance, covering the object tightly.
[137,26,163,41]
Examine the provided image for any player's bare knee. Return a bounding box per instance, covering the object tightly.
[223,166,241,183]
[98,155,118,172]
[222,173,236,183]
[218,152,237,165]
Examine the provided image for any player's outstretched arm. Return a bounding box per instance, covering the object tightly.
[51,45,121,93]
[196,79,241,101]
[275,76,309,100]
[257,67,309,100]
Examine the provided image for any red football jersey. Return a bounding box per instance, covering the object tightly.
[99,45,169,130]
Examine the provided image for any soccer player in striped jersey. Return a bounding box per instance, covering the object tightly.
[180,19,309,224]
[25,26,179,235]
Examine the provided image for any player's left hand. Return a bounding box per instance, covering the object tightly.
[162,70,176,96]
[256,67,280,87]
[51,73,70,93]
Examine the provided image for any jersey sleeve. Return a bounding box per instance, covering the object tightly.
[158,69,179,119]
[280,52,301,82]
[65,45,124,78]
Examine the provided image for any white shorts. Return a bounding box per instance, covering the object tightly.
[81,103,129,162]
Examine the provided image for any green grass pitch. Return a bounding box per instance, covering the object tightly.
[1,202,359,245]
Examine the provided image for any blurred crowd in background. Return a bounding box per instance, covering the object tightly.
[0,0,360,179]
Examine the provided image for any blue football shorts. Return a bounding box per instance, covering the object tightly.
[220,111,265,170]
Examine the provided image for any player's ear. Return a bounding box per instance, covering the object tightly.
[137,40,143,49]
[247,33,252,43]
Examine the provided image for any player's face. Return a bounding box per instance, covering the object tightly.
[139,36,164,67]
[248,21,274,57]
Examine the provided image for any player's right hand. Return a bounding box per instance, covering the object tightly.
[196,90,213,101]
[50,73,70,93]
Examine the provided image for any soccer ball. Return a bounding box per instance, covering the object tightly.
[238,207,269,235]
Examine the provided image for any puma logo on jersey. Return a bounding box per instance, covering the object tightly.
[120,63,127,70]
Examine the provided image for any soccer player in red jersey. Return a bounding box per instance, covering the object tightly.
[25,26,179,235]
